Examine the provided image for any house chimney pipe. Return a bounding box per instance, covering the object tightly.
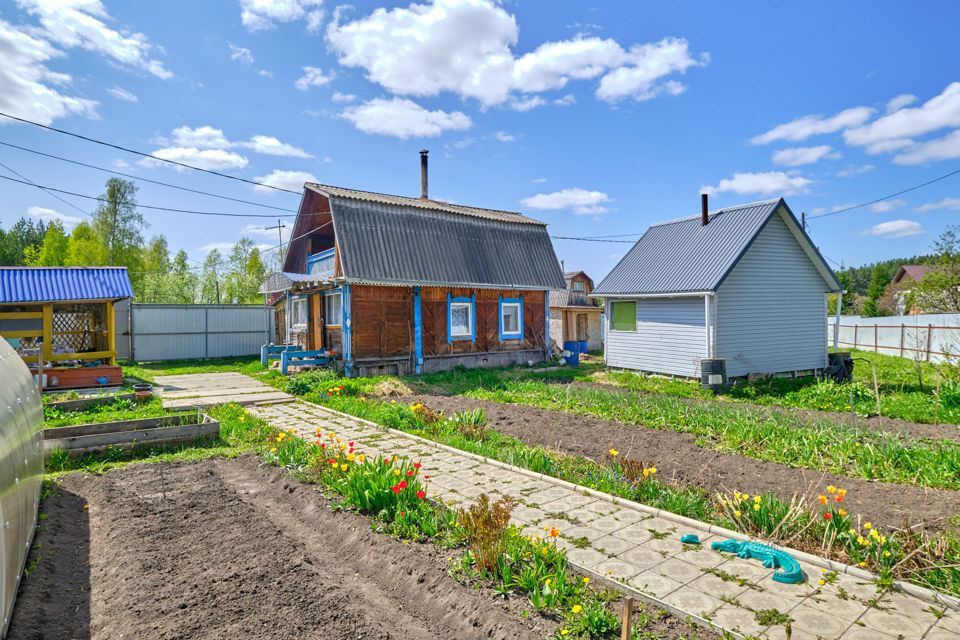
[701,193,709,226]
[419,149,429,199]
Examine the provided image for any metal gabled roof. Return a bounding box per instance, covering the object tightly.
[0,267,133,303]
[258,271,327,294]
[305,183,546,226]
[594,198,840,296]
[330,197,565,290]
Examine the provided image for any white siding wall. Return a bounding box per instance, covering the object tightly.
[605,297,705,377]
[716,211,829,377]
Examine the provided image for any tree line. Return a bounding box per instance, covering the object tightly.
[0,178,270,304]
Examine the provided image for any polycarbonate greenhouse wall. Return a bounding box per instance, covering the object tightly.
[0,339,43,637]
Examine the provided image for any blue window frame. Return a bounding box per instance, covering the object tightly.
[306,248,335,278]
[498,296,523,340]
[447,293,475,343]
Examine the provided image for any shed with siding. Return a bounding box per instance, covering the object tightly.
[592,198,842,378]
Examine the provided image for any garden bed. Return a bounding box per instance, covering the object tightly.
[410,394,960,533]
[43,412,219,454]
[8,456,562,639]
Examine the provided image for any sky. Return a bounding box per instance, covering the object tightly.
[1,0,959,279]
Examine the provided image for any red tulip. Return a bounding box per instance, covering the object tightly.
[413,462,422,469]
[398,480,408,490]
[823,512,833,520]
[416,490,426,500]
[391,485,401,494]
[406,470,414,477]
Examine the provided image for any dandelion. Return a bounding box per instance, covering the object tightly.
[818,579,826,586]
[609,448,619,457]
[545,578,552,587]
[582,577,590,585]
[561,631,569,637]
[571,605,582,615]
[270,447,277,453]
[858,561,867,568]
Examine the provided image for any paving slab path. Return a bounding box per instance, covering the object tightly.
[154,372,292,409]
[250,399,960,640]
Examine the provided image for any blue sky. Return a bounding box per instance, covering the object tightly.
[1,1,959,278]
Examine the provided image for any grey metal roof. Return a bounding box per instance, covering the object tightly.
[593,198,840,295]
[306,183,546,225]
[258,271,326,294]
[549,290,600,308]
[330,197,565,290]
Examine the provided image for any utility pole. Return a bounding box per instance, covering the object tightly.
[801,211,807,231]
[265,219,287,269]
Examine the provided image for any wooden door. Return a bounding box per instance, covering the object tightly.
[576,314,588,341]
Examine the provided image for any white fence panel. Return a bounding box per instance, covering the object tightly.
[828,313,960,363]
[125,304,273,361]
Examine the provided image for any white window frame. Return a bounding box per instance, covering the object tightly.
[449,301,473,339]
[500,301,522,338]
[324,291,343,328]
[290,296,308,330]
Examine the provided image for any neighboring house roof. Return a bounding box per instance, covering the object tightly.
[306,183,547,226]
[287,183,565,290]
[258,271,325,294]
[0,267,133,303]
[892,265,933,285]
[549,290,601,308]
[563,270,594,290]
[593,198,841,296]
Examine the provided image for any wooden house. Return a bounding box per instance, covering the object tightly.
[0,267,132,388]
[593,197,842,379]
[263,153,565,377]
[549,271,603,351]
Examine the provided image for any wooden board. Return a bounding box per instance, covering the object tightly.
[43,415,219,454]
[45,392,138,412]
[162,391,292,409]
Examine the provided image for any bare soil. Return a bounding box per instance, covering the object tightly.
[412,394,960,533]
[8,456,558,640]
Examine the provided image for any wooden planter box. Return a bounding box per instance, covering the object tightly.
[43,413,220,455]
[43,365,123,391]
[44,392,138,412]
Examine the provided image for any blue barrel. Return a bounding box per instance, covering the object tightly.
[562,341,580,367]
[579,340,588,354]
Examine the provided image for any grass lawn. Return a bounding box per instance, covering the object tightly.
[121,356,264,381]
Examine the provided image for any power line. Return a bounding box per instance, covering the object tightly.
[0,158,90,218]
[0,174,295,218]
[0,140,298,213]
[810,165,960,220]
[0,110,302,195]
[550,234,636,243]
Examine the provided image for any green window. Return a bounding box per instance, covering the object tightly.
[610,301,636,331]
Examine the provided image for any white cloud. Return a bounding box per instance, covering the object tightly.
[106,85,138,102]
[199,241,235,255]
[294,65,334,90]
[868,198,906,213]
[26,205,83,228]
[449,137,477,150]
[915,197,960,213]
[862,219,924,239]
[554,93,576,106]
[326,0,705,107]
[239,0,324,32]
[17,0,173,79]
[595,39,706,103]
[892,129,960,165]
[494,130,514,142]
[229,43,254,64]
[331,91,356,102]
[531,177,548,183]
[836,164,874,178]
[508,95,546,112]
[240,134,312,158]
[751,106,874,145]
[771,145,840,167]
[0,18,98,126]
[252,169,317,193]
[845,83,960,151]
[520,188,611,214]
[341,97,472,138]
[170,125,233,149]
[809,203,856,216]
[886,93,917,112]
[700,171,812,197]
[258,69,273,78]
[141,147,249,171]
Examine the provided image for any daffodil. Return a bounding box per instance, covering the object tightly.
[733,510,741,518]
[753,495,761,503]
[753,503,761,511]
[571,605,582,615]
[883,550,891,558]
[864,522,872,530]
[609,448,619,457]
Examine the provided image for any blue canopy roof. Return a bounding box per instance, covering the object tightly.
[0,267,133,303]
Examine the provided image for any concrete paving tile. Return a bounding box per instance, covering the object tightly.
[763,626,820,640]
[881,589,943,622]
[661,586,724,617]
[859,606,933,638]
[643,536,685,557]
[605,508,649,525]
[649,557,704,584]
[562,525,607,543]
[802,588,871,621]
[686,571,749,601]
[713,557,774,583]
[736,588,801,614]
[592,535,638,557]
[788,603,854,638]
[566,547,608,569]
[565,506,604,524]
[938,611,960,634]
[629,572,684,599]
[577,500,619,517]
[608,522,653,544]
[594,558,643,581]
[925,628,960,640]
[709,604,768,637]
[839,627,898,640]
[673,545,728,569]
[536,518,570,533]
[583,515,630,535]
[512,506,547,524]
[621,546,668,570]
[526,487,575,504]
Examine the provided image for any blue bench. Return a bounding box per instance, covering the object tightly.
[280,349,337,375]
[260,343,303,367]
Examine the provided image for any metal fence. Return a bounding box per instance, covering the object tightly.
[115,302,273,361]
[828,313,960,363]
